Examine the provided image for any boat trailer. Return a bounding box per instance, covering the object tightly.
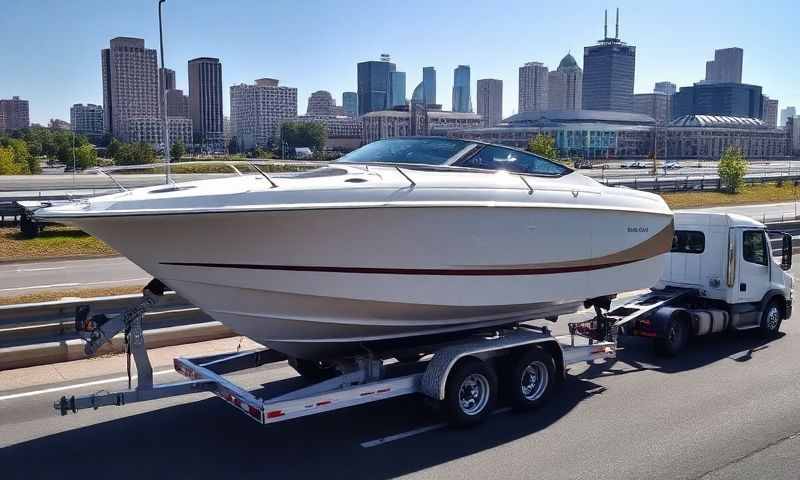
[56,280,620,426]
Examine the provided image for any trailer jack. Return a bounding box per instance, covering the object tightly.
[55,279,171,414]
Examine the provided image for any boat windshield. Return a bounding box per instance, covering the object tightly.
[335,138,474,166]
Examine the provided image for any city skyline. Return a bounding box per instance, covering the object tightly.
[0,0,798,124]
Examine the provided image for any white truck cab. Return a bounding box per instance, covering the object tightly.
[620,212,793,355]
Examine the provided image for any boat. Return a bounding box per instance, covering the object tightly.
[35,137,674,360]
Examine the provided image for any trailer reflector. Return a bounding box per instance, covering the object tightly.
[266,409,284,418]
[316,400,331,406]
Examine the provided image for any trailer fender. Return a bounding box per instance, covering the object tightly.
[420,336,562,401]
[647,307,692,338]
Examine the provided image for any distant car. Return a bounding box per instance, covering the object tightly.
[665,161,683,169]
[625,161,648,169]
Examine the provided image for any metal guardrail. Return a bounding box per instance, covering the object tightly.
[0,291,193,329]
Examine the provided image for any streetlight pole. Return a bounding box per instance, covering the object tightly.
[158,0,170,184]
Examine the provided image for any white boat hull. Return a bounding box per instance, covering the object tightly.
[70,204,672,359]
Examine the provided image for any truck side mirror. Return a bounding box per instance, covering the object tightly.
[782,233,793,271]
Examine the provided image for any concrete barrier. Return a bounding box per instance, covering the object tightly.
[0,321,235,371]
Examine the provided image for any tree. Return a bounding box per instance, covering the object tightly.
[170,141,185,163]
[281,122,327,152]
[6,138,37,173]
[73,144,98,170]
[107,138,122,159]
[0,147,23,175]
[718,146,748,193]
[113,143,157,166]
[526,133,558,159]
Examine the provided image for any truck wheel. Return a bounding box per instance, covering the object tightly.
[758,301,783,338]
[288,357,337,382]
[508,347,555,412]
[443,357,497,427]
[654,317,689,356]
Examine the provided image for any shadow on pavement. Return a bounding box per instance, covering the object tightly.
[0,331,786,479]
[582,330,786,378]
[0,371,607,479]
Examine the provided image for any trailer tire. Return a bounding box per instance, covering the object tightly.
[443,357,497,427]
[288,358,337,382]
[654,316,689,357]
[508,347,555,412]
[757,300,783,338]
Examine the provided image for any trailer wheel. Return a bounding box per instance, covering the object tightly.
[758,300,783,338]
[443,357,497,427]
[288,358,337,382]
[508,347,555,412]
[654,316,689,356]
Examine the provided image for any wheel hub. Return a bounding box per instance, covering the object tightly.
[520,361,548,401]
[459,373,489,415]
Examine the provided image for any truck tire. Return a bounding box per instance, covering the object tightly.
[508,347,556,412]
[288,357,337,382]
[757,300,783,338]
[443,357,497,427]
[654,316,689,356]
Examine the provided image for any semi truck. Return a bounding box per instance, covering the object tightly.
[577,212,793,356]
[54,212,792,427]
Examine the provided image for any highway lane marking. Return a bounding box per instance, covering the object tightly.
[0,277,150,293]
[0,282,80,292]
[360,407,512,448]
[0,369,175,401]
[14,267,65,272]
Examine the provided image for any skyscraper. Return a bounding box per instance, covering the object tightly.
[342,92,358,117]
[0,96,30,131]
[518,62,549,113]
[672,82,763,119]
[101,37,160,140]
[230,78,297,151]
[582,9,636,112]
[389,71,406,108]
[761,96,779,128]
[476,79,502,127]
[70,103,104,136]
[780,106,796,128]
[159,67,176,116]
[423,67,436,106]
[705,48,743,83]
[188,57,224,147]
[633,93,671,124]
[357,59,396,115]
[166,89,190,118]
[452,65,471,112]
[547,53,582,111]
[654,81,676,96]
[307,90,336,116]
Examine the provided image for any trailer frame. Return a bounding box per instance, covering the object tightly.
[55,283,616,425]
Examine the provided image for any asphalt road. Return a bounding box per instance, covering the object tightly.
[0,257,149,298]
[1,263,798,479]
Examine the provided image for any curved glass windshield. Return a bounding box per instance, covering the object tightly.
[336,138,473,165]
[456,145,570,176]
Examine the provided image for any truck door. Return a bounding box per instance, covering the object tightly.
[735,229,771,304]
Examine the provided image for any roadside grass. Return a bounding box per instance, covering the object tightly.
[0,284,145,306]
[0,226,116,261]
[660,182,800,210]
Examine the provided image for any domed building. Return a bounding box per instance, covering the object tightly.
[548,53,583,111]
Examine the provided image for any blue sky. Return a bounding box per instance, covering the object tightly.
[1,0,797,124]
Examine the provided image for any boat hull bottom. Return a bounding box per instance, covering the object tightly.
[165,279,583,360]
